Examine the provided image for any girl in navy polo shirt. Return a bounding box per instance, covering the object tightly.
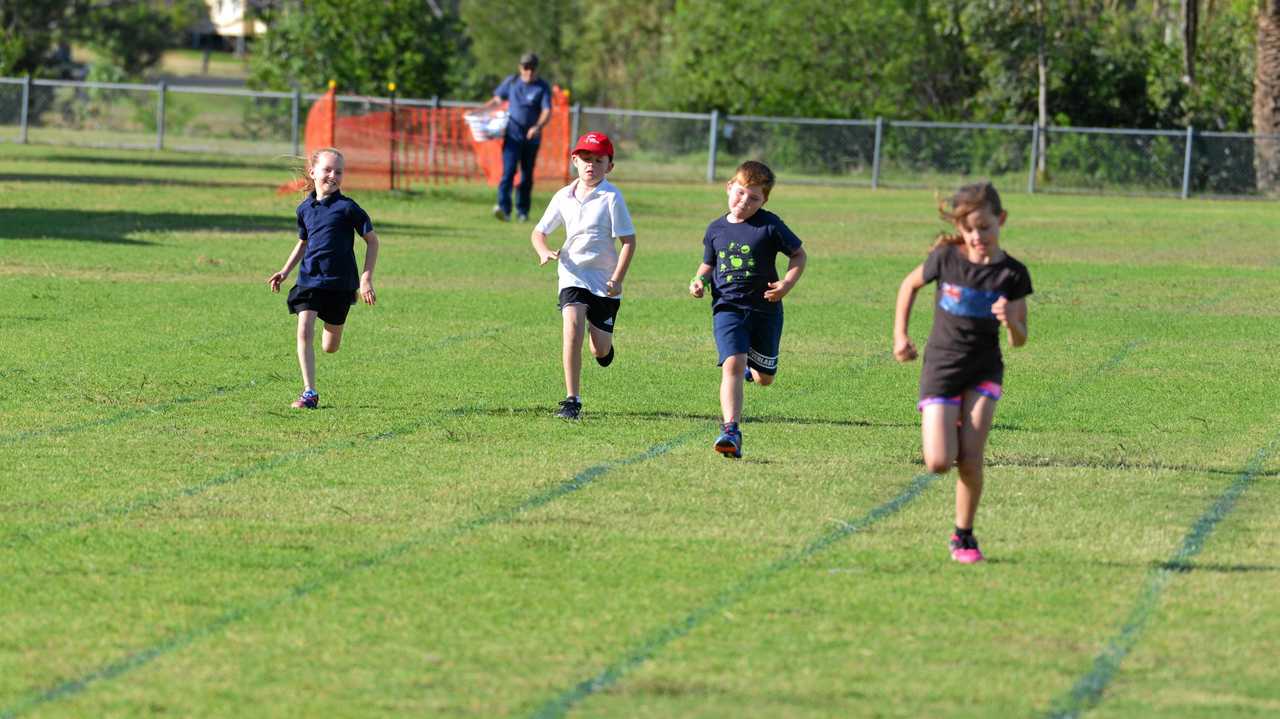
[267,148,380,409]
[892,182,1032,564]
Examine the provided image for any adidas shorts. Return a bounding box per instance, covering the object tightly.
[558,286,620,334]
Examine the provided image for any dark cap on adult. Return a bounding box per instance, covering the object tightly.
[519,52,539,68]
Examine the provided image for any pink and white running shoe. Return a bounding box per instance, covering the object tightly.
[949,534,985,564]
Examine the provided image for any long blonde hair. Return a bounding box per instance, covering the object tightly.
[931,181,1003,251]
[299,147,344,196]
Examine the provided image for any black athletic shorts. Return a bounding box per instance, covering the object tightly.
[557,286,620,334]
[918,348,1003,406]
[287,285,356,325]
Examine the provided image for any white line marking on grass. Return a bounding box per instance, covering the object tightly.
[1042,438,1277,719]
[529,472,940,719]
[0,430,696,718]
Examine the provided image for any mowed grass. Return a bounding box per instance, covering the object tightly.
[1,142,1279,718]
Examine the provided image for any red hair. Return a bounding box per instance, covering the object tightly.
[730,160,776,200]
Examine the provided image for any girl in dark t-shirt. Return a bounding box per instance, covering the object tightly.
[892,182,1032,564]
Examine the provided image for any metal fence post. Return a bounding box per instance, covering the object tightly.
[428,95,439,175]
[871,116,883,189]
[707,109,719,183]
[156,81,166,150]
[1027,123,1039,194]
[19,75,30,144]
[1181,125,1194,199]
[291,88,301,157]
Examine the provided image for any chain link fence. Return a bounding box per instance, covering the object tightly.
[4,76,1280,199]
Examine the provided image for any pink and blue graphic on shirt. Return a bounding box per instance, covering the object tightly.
[939,282,1002,319]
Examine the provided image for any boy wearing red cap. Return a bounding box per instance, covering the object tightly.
[531,132,637,420]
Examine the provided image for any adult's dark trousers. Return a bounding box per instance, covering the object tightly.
[497,136,541,217]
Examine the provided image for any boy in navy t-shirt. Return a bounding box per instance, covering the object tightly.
[267,148,379,409]
[689,161,807,458]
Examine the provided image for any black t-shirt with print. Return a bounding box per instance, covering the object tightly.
[922,243,1033,365]
[701,209,802,314]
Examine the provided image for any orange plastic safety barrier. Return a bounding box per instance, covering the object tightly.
[283,86,570,194]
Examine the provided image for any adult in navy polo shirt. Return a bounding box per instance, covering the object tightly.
[483,51,553,222]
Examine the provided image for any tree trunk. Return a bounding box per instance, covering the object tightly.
[1255,0,1280,192]
[1182,0,1198,84]
[1036,0,1048,178]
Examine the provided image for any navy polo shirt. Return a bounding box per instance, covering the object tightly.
[295,191,373,290]
[494,74,552,142]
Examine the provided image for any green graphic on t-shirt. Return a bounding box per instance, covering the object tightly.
[718,241,756,282]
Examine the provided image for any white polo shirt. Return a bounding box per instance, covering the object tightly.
[535,178,635,297]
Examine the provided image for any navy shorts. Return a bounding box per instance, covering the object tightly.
[558,286,620,333]
[287,285,356,325]
[713,309,783,375]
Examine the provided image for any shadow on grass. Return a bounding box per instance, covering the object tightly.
[987,455,1280,478]
[457,404,918,429]
[1090,559,1280,574]
[27,154,283,171]
[1,208,430,245]
[1156,560,1280,573]
[0,172,272,190]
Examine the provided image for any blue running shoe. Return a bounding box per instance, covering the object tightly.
[744,365,754,383]
[714,422,742,458]
[291,389,319,409]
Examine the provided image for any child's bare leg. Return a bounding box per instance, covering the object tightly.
[920,403,960,474]
[561,305,587,397]
[587,323,612,358]
[321,322,345,353]
[720,353,747,423]
[955,391,997,529]
[752,368,774,386]
[295,311,317,390]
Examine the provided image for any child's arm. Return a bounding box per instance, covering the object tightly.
[359,230,379,306]
[531,230,559,266]
[267,239,307,293]
[606,234,636,297]
[992,296,1028,347]
[689,262,714,298]
[893,264,927,362]
[763,246,807,302]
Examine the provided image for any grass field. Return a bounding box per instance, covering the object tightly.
[2,143,1279,718]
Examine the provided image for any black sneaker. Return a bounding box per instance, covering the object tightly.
[555,397,582,420]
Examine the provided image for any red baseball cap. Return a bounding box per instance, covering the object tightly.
[571,132,614,160]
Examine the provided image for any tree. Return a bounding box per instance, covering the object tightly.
[457,0,578,100]
[0,1,80,77]
[659,0,972,119]
[568,0,674,108]
[247,0,463,98]
[76,0,205,78]
[1255,0,1280,190]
